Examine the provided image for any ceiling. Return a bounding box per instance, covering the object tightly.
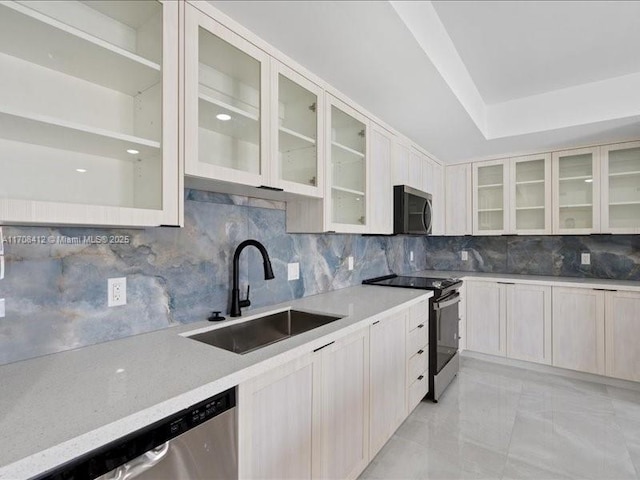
[211,1,640,163]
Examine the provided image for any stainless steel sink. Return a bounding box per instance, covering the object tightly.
[188,309,343,354]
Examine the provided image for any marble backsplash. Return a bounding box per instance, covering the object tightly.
[1,189,638,366]
[0,190,427,366]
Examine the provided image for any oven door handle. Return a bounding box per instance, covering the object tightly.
[434,292,460,310]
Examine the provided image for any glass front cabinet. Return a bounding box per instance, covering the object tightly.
[552,147,600,234]
[601,142,640,234]
[473,159,509,235]
[326,95,369,233]
[0,0,179,226]
[509,154,552,234]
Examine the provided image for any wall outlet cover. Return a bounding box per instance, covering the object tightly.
[461,251,469,261]
[0,227,3,255]
[410,251,414,262]
[581,253,591,265]
[108,277,127,307]
[0,255,4,280]
[348,256,354,271]
[287,262,300,281]
[0,298,4,318]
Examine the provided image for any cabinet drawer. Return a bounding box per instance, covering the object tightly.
[409,301,430,330]
[408,349,428,382]
[407,323,428,357]
[408,374,428,412]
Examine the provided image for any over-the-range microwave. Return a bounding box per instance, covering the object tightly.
[393,185,433,235]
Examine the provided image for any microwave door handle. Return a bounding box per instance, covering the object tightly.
[421,200,429,232]
[426,198,433,233]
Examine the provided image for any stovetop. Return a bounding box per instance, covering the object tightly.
[362,274,462,294]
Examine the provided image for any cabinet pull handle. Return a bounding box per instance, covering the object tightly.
[258,185,284,192]
[417,349,424,355]
[313,341,334,352]
[418,375,424,381]
[593,288,617,292]
[417,324,425,329]
[372,320,380,325]
[497,282,515,285]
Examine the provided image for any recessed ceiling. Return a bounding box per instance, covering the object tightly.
[432,1,640,105]
[210,1,640,163]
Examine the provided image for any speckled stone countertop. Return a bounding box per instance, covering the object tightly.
[0,285,431,479]
[414,270,640,291]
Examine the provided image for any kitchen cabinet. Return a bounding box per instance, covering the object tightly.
[314,329,370,480]
[368,123,393,234]
[370,312,407,458]
[466,281,507,356]
[406,300,429,412]
[509,153,552,234]
[431,161,445,235]
[601,141,640,234]
[605,290,640,382]
[552,287,605,375]
[408,148,424,191]
[445,163,472,235]
[238,353,315,479]
[0,0,179,227]
[473,159,510,235]
[392,140,411,186]
[506,284,552,364]
[552,146,600,234]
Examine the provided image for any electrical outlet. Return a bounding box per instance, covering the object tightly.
[410,251,414,262]
[0,298,5,318]
[287,262,300,281]
[0,227,4,255]
[0,256,4,279]
[461,250,468,261]
[347,256,354,271]
[581,253,591,265]
[108,277,127,307]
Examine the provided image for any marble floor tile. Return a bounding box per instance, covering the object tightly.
[359,358,640,480]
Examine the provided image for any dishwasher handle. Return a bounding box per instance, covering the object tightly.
[97,442,170,480]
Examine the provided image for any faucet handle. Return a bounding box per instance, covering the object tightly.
[239,285,251,308]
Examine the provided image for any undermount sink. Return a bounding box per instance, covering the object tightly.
[188,309,344,354]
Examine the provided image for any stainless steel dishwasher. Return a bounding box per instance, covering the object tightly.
[37,388,237,480]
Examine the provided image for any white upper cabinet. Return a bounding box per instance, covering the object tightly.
[509,153,552,234]
[392,140,410,186]
[445,164,472,235]
[326,95,369,233]
[407,148,424,191]
[369,123,393,234]
[184,4,270,189]
[431,161,445,235]
[552,146,600,234]
[473,159,510,235]
[601,141,640,234]
[0,0,179,226]
[271,60,324,197]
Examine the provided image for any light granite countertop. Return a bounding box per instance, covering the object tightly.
[0,285,431,480]
[413,270,640,291]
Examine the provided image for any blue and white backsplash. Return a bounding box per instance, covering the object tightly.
[1,189,638,366]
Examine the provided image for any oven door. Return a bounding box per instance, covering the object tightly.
[433,292,460,373]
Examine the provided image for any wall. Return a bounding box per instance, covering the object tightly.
[422,235,640,280]
[0,190,427,366]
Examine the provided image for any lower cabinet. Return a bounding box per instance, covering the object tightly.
[369,311,407,458]
[506,284,552,364]
[406,300,429,412]
[552,287,605,375]
[605,290,640,382]
[466,281,506,356]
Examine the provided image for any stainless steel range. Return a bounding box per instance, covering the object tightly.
[363,274,463,402]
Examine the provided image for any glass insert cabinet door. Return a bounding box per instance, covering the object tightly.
[0,0,179,226]
[552,147,600,234]
[510,154,551,234]
[184,4,269,186]
[271,61,323,197]
[473,160,509,234]
[601,142,640,233]
[326,95,368,232]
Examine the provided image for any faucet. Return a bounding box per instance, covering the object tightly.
[230,239,275,317]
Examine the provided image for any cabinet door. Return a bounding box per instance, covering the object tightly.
[239,354,315,479]
[510,154,551,234]
[314,329,370,480]
[271,60,324,197]
[368,124,393,234]
[552,147,600,234]
[326,95,369,233]
[184,5,269,188]
[422,155,434,194]
[506,284,552,364]
[445,164,472,235]
[601,142,640,234]
[466,281,506,356]
[0,0,179,226]
[552,287,605,375]
[605,291,640,382]
[408,149,424,191]
[431,161,445,235]
[370,312,407,457]
[473,159,510,235]
[392,141,410,186]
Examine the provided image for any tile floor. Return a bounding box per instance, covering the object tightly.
[360,357,640,479]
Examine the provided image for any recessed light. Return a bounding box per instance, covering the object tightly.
[585,178,593,183]
[216,113,232,121]
[116,368,125,374]
[126,149,140,155]
[76,168,87,173]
